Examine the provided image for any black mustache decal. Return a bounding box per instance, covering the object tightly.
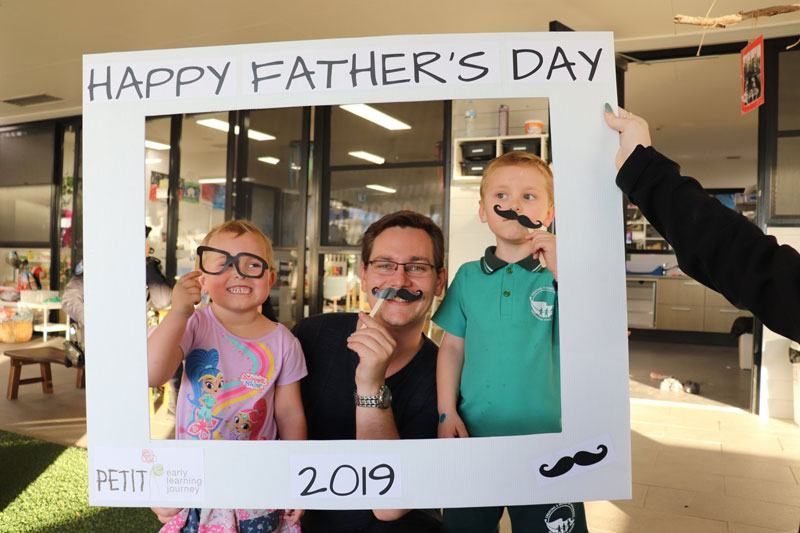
[371,287,423,302]
[539,444,608,478]
[493,205,543,229]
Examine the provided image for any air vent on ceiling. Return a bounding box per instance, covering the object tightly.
[3,94,63,107]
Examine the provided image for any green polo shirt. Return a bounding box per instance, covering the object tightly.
[433,246,561,437]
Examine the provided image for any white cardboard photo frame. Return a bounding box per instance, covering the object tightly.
[83,32,630,509]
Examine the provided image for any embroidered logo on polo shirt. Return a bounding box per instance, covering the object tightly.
[530,286,555,321]
[544,502,576,532]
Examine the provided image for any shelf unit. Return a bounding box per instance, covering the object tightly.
[453,134,549,182]
[625,203,672,252]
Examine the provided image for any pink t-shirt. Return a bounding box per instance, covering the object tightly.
[174,306,307,441]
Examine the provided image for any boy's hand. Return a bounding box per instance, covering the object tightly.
[282,508,304,526]
[527,231,557,281]
[348,312,397,395]
[151,507,181,524]
[171,270,203,319]
[438,412,469,438]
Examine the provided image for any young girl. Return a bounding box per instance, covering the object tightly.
[148,220,306,533]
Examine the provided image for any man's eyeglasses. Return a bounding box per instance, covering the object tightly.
[197,246,270,279]
[367,260,437,277]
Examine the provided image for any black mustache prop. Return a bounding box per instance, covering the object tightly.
[538,444,609,478]
[493,205,543,229]
[371,287,423,302]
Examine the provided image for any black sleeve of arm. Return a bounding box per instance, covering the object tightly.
[617,145,800,342]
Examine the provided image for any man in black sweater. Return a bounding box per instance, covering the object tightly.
[605,105,800,343]
[293,211,447,532]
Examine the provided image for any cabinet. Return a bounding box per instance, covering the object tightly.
[626,276,752,333]
[453,134,549,181]
[626,279,656,328]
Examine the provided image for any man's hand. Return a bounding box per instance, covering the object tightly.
[603,105,652,170]
[348,312,397,393]
[437,412,469,438]
[282,508,304,527]
[151,507,181,524]
[171,270,203,319]
[527,230,557,281]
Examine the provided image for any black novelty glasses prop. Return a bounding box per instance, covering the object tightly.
[197,246,269,278]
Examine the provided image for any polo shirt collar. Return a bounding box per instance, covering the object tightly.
[480,246,542,274]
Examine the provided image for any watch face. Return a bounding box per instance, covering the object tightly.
[379,385,392,409]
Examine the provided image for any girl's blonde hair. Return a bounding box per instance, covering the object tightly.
[199,220,275,273]
[480,151,554,206]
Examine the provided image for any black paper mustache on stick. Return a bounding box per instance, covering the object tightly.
[371,287,423,302]
[493,205,543,229]
[538,444,609,478]
[364,287,424,325]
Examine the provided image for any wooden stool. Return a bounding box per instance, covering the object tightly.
[4,346,84,400]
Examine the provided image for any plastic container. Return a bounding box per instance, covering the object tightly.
[464,100,476,137]
[498,105,509,136]
[502,138,541,156]
[525,119,543,134]
[460,140,496,161]
[460,160,490,176]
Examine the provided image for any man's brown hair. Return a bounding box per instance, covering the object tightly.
[361,211,445,270]
[199,220,275,272]
[480,151,554,206]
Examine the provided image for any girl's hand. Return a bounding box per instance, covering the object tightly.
[527,230,558,281]
[151,507,181,524]
[603,105,652,170]
[437,412,469,438]
[170,270,203,319]
[282,508,304,526]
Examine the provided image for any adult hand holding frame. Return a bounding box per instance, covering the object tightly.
[83,31,630,511]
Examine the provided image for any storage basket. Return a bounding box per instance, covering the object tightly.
[0,321,33,343]
[460,140,496,161]
[460,160,490,176]
[501,138,541,156]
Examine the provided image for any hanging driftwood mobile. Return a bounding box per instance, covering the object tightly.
[674,5,800,28]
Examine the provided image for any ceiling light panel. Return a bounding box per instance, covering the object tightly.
[340,104,411,130]
[145,140,170,150]
[366,184,396,194]
[196,118,275,141]
[349,151,385,165]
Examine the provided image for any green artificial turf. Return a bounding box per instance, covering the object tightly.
[0,430,163,532]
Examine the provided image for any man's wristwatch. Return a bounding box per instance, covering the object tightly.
[354,384,392,409]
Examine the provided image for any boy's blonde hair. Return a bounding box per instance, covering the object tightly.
[480,151,554,206]
[199,220,275,273]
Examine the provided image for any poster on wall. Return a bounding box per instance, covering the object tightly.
[741,35,764,114]
[82,32,630,511]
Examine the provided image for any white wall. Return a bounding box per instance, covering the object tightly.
[759,227,800,420]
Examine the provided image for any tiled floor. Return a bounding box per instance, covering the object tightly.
[3,337,800,532]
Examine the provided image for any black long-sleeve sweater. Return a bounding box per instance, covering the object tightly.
[617,145,800,342]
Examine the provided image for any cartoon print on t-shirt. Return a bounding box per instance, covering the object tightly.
[184,348,225,440]
[182,335,276,440]
[223,397,268,440]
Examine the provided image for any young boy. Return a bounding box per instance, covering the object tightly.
[433,151,588,532]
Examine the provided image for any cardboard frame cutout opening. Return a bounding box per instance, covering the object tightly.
[83,32,630,509]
